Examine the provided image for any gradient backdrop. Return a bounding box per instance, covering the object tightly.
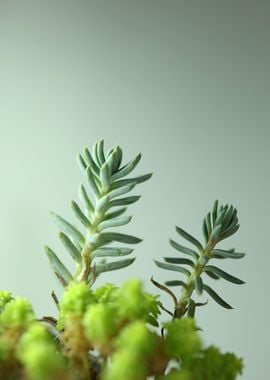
[0,1,269,379]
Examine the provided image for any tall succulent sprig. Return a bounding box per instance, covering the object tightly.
[45,140,152,287]
[154,201,245,318]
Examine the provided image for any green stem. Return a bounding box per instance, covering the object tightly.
[174,241,216,318]
[75,185,111,284]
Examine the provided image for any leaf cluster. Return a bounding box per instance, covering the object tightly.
[0,140,246,380]
[155,201,245,317]
[46,140,152,287]
[0,281,243,380]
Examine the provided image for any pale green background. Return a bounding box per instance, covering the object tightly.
[0,1,269,379]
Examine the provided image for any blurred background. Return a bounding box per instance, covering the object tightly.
[0,1,269,378]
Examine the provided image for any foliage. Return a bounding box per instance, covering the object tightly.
[154,200,245,317]
[45,139,152,287]
[0,140,245,379]
[18,323,67,380]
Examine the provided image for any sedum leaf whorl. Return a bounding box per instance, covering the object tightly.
[45,140,152,287]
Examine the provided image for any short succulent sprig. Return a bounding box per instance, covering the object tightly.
[155,201,245,318]
[45,140,152,287]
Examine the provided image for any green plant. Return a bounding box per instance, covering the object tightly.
[0,140,245,380]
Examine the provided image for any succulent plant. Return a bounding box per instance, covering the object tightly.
[45,139,152,287]
[154,200,245,318]
[0,140,245,380]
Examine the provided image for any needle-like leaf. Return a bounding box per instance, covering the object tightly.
[175,226,203,252]
[98,216,132,231]
[212,249,245,259]
[86,167,100,197]
[71,201,91,229]
[99,232,142,245]
[95,258,136,275]
[195,276,203,295]
[112,153,141,181]
[84,147,99,175]
[97,139,105,165]
[92,247,133,258]
[165,280,187,288]
[59,232,82,263]
[204,270,220,280]
[107,184,136,200]
[104,207,127,220]
[109,196,141,208]
[154,260,191,276]
[203,284,233,309]
[45,246,73,286]
[204,265,245,284]
[211,200,219,226]
[100,162,111,187]
[164,257,194,267]
[111,173,153,190]
[187,299,196,317]
[50,212,84,248]
[78,184,95,214]
[169,239,199,259]
[77,154,87,172]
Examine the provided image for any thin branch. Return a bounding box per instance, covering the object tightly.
[51,290,60,310]
[151,276,177,307]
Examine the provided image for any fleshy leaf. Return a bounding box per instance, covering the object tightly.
[77,154,87,172]
[99,232,142,245]
[175,226,203,252]
[104,207,127,220]
[106,147,120,175]
[195,276,203,295]
[97,139,105,165]
[45,246,73,286]
[109,195,141,208]
[164,257,194,267]
[204,270,220,280]
[100,162,111,187]
[211,200,219,225]
[187,299,196,317]
[93,141,102,167]
[107,184,136,200]
[92,247,133,258]
[203,212,212,242]
[112,153,141,180]
[83,147,99,175]
[165,280,187,288]
[98,216,132,231]
[78,184,95,214]
[111,146,123,173]
[169,239,199,259]
[50,212,84,248]
[111,173,153,190]
[59,232,82,263]
[210,224,222,242]
[212,249,245,259]
[95,258,136,275]
[204,265,245,284]
[203,284,233,309]
[71,201,91,228]
[86,166,100,197]
[154,260,191,276]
